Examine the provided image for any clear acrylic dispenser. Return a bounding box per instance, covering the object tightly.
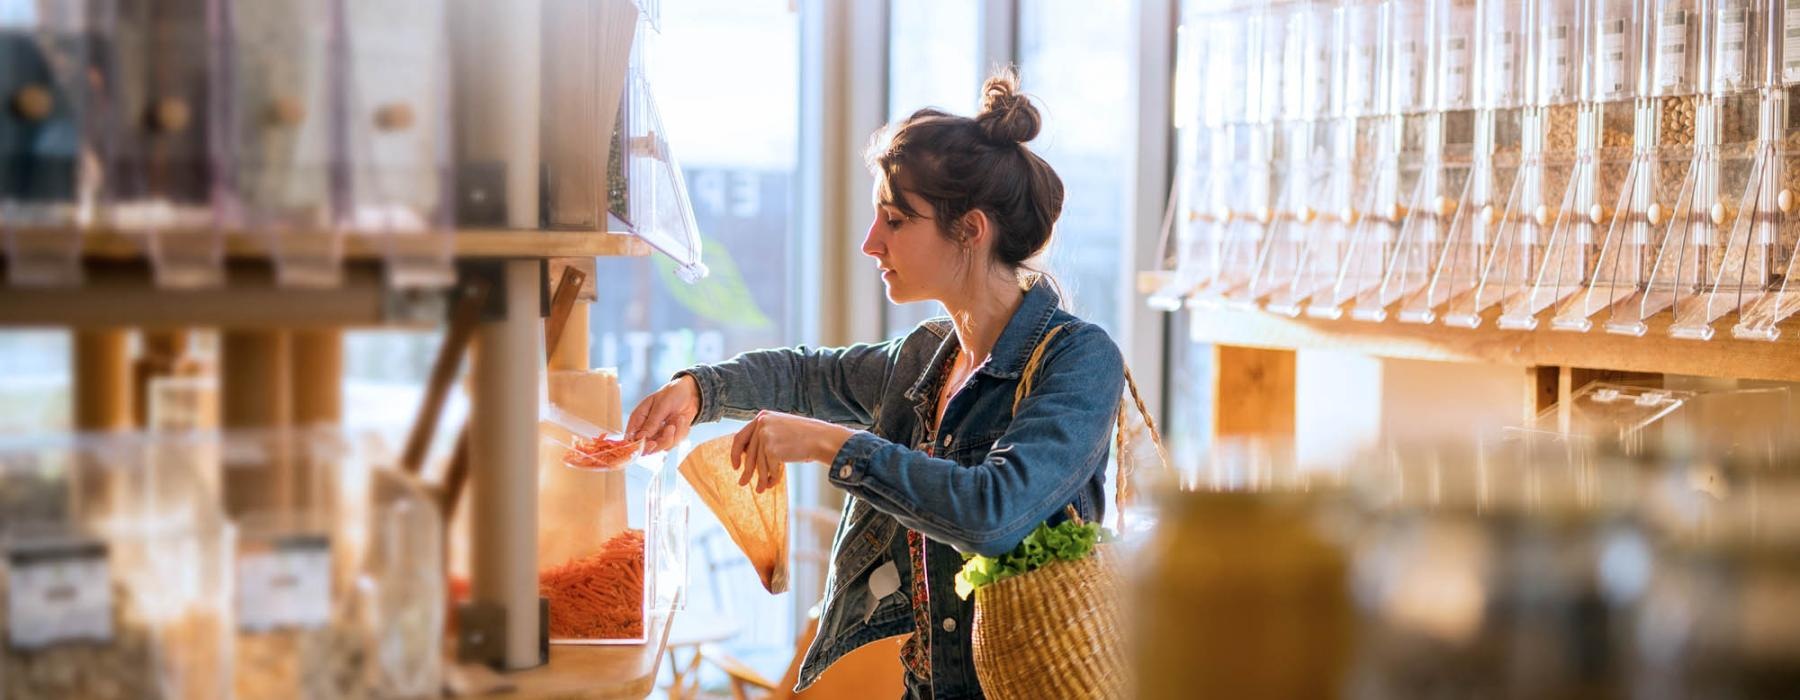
[1602,0,1710,334]
[1270,0,1356,314]
[1510,0,1636,329]
[219,0,341,287]
[622,16,707,282]
[1732,0,1800,339]
[0,0,99,287]
[1255,0,1337,314]
[1476,0,1586,329]
[538,385,688,646]
[1307,0,1395,318]
[1149,14,1218,310]
[1667,0,1785,338]
[1551,0,1656,330]
[343,0,454,289]
[1205,0,1276,307]
[541,0,639,231]
[1350,0,1428,322]
[1185,0,1255,307]
[1437,0,1535,326]
[0,433,233,700]
[104,0,224,288]
[1392,0,1480,323]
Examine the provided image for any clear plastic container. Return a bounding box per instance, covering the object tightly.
[1195,0,1273,307]
[0,0,101,287]
[541,0,639,231]
[342,0,454,289]
[1601,0,1711,335]
[212,427,443,699]
[1307,0,1393,318]
[101,0,223,288]
[0,433,233,700]
[1733,0,1800,339]
[1550,0,1657,330]
[1634,450,1800,696]
[218,0,341,288]
[1149,16,1217,311]
[1347,0,1431,321]
[1391,0,1480,323]
[537,376,686,645]
[1269,0,1354,315]
[1665,0,1785,339]
[1475,0,1587,329]
[1347,438,1643,697]
[1245,0,1336,310]
[1439,0,1536,326]
[622,24,707,283]
[1185,0,1255,308]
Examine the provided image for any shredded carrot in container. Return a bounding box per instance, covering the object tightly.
[539,528,645,639]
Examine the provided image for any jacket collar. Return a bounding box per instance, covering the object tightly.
[900,278,1061,402]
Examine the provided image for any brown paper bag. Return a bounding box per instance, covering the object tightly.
[678,434,789,593]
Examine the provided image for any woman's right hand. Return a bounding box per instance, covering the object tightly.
[626,375,701,455]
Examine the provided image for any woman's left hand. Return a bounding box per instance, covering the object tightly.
[731,410,856,493]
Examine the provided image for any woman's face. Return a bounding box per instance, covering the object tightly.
[861,188,970,305]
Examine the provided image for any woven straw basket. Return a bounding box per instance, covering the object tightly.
[969,545,1127,700]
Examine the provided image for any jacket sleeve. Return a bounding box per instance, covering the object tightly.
[677,337,904,430]
[823,324,1124,557]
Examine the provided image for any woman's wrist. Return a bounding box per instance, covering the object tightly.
[813,423,857,463]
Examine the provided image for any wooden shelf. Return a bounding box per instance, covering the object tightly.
[483,609,676,700]
[1181,303,1800,382]
[57,228,653,260]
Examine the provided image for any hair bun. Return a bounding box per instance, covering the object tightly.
[975,70,1042,146]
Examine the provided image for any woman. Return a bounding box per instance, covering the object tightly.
[626,71,1125,700]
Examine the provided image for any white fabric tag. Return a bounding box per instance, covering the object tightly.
[864,561,901,623]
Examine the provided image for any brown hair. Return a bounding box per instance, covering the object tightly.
[866,69,1065,272]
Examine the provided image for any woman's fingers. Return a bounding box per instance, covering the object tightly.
[730,419,754,472]
[625,398,652,440]
[651,423,677,454]
[740,425,766,488]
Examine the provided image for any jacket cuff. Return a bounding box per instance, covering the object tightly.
[828,431,884,487]
[674,365,725,425]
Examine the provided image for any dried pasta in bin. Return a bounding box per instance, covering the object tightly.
[678,434,788,594]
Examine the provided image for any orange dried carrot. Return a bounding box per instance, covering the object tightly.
[538,529,646,639]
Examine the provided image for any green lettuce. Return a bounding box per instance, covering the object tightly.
[953,519,1104,600]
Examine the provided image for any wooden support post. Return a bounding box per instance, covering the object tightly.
[132,330,190,426]
[470,259,543,670]
[221,331,292,429]
[291,329,344,426]
[1213,346,1296,437]
[548,301,589,371]
[73,330,133,431]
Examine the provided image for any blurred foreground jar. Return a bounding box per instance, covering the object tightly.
[1634,451,1800,698]
[1346,437,1646,699]
[1130,440,1354,699]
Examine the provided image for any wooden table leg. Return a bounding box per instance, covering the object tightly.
[291,329,344,426]
[73,330,133,431]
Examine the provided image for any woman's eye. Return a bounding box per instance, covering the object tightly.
[885,218,904,229]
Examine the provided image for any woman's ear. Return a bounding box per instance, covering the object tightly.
[959,209,993,248]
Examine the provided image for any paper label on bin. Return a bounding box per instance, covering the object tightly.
[236,535,332,632]
[1488,30,1520,103]
[1444,34,1472,105]
[6,542,113,650]
[1658,10,1689,88]
[1718,7,1749,84]
[1602,19,1629,96]
[1786,0,1800,82]
[1544,23,1575,100]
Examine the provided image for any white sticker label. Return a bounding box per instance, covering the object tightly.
[1444,35,1472,104]
[1490,30,1519,103]
[1311,45,1332,115]
[1603,19,1629,95]
[1350,42,1377,111]
[1658,10,1689,88]
[1718,7,1748,84]
[1786,0,1800,82]
[7,543,113,650]
[1398,39,1422,109]
[235,535,331,632]
[1546,23,1575,99]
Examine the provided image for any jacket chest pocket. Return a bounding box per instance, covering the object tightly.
[944,430,1005,465]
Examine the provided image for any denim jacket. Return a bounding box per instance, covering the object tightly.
[677,280,1125,699]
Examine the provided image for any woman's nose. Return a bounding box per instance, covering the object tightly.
[861,219,884,258]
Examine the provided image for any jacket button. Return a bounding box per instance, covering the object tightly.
[838,465,852,479]
[941,617,956,633]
